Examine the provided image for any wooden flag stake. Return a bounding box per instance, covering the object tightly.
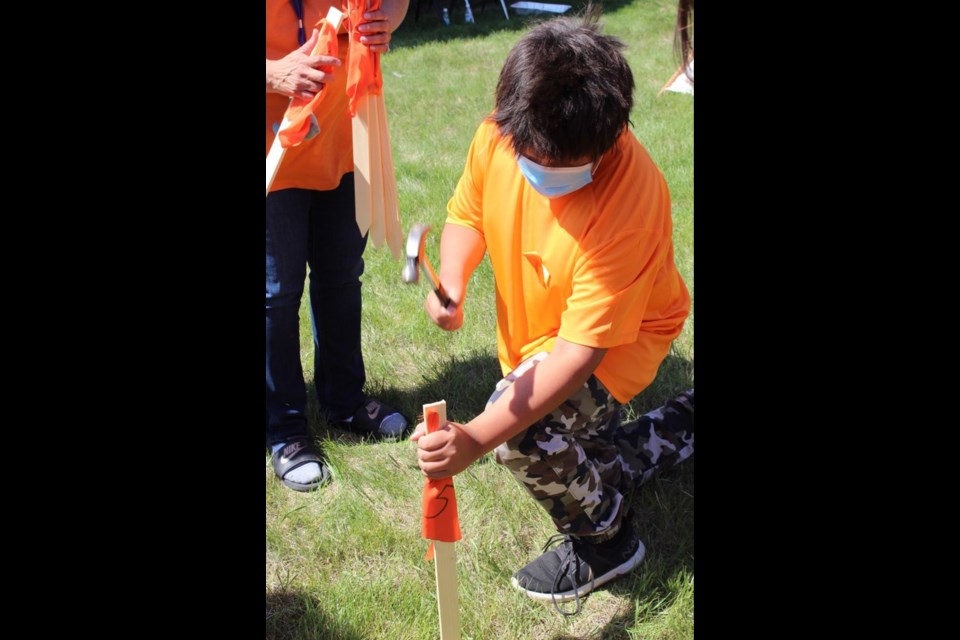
[367,93,386,249]
[352,93,373,235]
[423,400,460,640]
[377,92,403,259]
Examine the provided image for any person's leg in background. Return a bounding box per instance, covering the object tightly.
[306,173,408,438]
[266,188,330,491]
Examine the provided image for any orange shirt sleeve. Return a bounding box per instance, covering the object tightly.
[445,121,490,235]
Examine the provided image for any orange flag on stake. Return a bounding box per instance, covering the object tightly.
[345,0,383,117]
[276,15,341,148]
[421,404,462,561]
[419,400,462,639]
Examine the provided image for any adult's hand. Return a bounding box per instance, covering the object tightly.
[356,0,410,53]
[265,28,342,100]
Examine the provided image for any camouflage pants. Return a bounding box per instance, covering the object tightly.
[491,355,694,542]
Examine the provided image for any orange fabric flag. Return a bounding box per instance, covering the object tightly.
[277,15,341,148]
[345,0,383,117]
[421,408,462,560]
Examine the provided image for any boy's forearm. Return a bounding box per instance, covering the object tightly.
[462,338,607,457]
[439,223,486,303]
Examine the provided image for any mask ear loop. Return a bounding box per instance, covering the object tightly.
[591,153,605,176]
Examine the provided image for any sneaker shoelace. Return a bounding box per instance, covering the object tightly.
[541,533,588,617]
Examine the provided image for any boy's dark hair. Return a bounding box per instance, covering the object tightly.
[493,9,634,164]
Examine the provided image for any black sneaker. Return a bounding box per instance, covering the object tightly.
[339,399,409,440]
[511,518,645,615]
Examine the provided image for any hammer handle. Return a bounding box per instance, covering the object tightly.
[433,283,451,309]
[421,257,451,308]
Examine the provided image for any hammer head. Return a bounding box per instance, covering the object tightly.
[402,223,432,284]
[401,223,451,307]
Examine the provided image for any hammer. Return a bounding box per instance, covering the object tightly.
[403,223,451,308]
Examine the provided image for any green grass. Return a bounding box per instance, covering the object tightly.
[267,1,693,637]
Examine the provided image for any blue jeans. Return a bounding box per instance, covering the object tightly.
[266,175,367,447]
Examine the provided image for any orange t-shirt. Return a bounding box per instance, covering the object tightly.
[266,0,354,192]
[446,120,690,403]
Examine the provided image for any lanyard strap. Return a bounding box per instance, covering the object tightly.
[289,0,306,45]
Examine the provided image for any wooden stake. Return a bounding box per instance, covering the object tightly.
[422,400,460,640]
[368,94,386,250]
[352,96,373,235]
[265,128,287,196]
[350,3,402,259]
[377,92,403,259]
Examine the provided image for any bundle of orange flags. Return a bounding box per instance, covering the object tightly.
[346,0,403,259]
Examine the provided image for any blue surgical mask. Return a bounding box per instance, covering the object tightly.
[517,155,595,198]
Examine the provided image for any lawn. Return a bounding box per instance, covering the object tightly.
[266,1,693,637]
